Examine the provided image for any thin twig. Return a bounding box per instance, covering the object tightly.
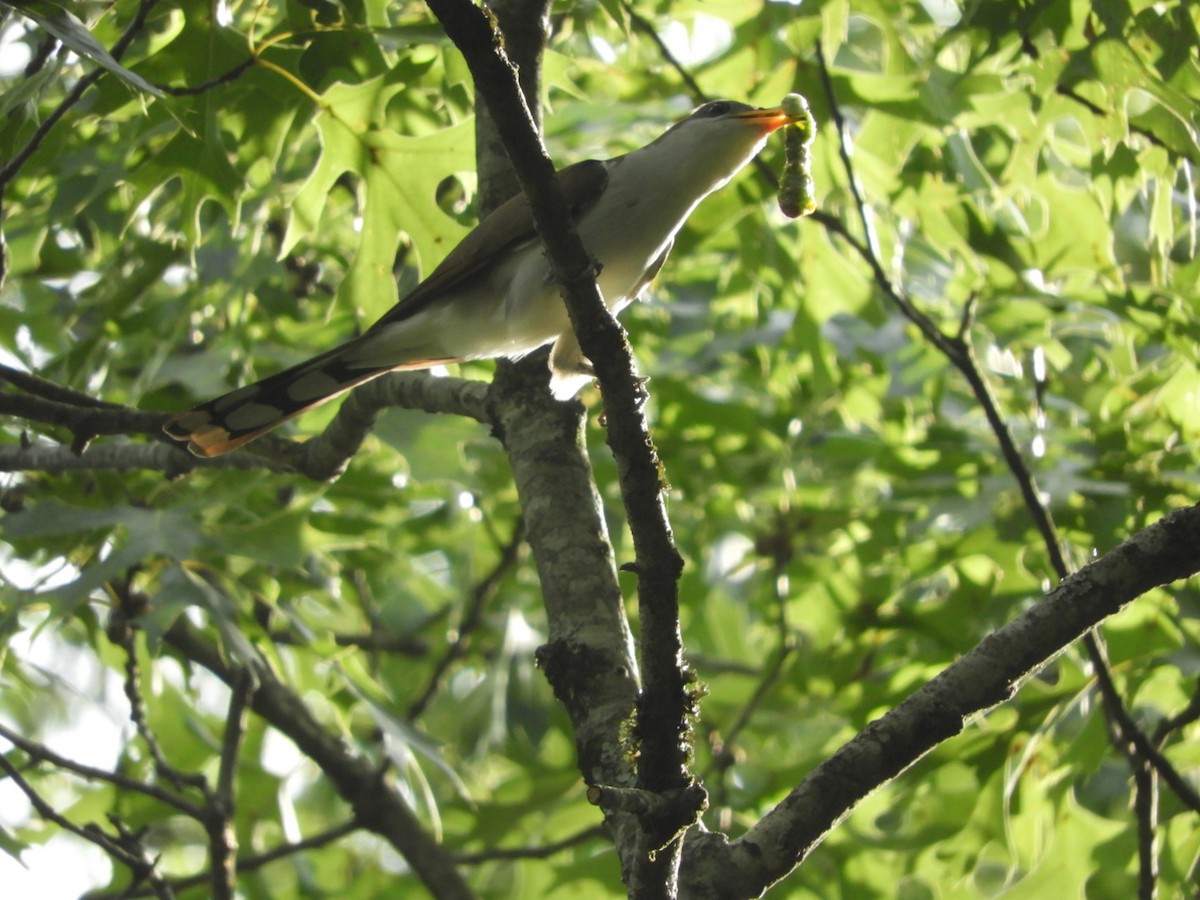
[1131,745,1159,899]
[0,63,99,190]
[451,824,608,864]
[622,2,707,101]
[812,41,950,355]
[0,0,161,288]
[267,625,429,656]
[622,2,786,192]
[102,814,176,900]
[22,32,59,78]
[119,627,210,795]
[155,57,256,96]
[208,670,255,900]
[1085,632,1200,812]
[216,673,254,802]
[0,0,162,190]
[0,720,205,820]
[706,520,798,808]
[408,517,525,719]
[84,819,360,899]
[162,615,476,898]
[1153,679,1200,745]
[0,753,157,884]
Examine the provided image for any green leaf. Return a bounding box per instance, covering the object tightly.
[283,78,475,318]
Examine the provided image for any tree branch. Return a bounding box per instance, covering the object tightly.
[0,752,174,898]
[422,3,692,892]
[162,616,478,900]
[812,39,1187,893]
[419,0,653,891]
[85,819,361,899]
[0,371,488,478]
[117,623,210,795]
[285,370,490,479]
[451,824,609,864]
[408,517,525,719]
[683,504,1200,897]
[208,670,254,900]
[0,720,204,820]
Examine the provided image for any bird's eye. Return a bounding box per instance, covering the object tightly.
[703,101,732,117]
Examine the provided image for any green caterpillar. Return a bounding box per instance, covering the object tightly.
[779,93,816,218]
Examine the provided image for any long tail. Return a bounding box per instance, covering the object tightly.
[163,339,449,457]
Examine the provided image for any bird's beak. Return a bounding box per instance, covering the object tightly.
[734,106,805,134]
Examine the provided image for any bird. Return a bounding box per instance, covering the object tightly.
[163,100,801,457]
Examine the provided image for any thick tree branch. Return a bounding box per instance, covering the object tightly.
[423,4,692,892]
[681,504,1200,898]
[488,362,643,875]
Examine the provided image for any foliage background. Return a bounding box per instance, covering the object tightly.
[0,0,1197,896]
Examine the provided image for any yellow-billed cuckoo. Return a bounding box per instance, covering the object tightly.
[164,100,801,457]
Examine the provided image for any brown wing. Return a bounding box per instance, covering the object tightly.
[367,159,609,331]
[164,159,609,457]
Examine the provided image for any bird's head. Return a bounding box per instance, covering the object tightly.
[683,99,804,133]
[641,99,808,197]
